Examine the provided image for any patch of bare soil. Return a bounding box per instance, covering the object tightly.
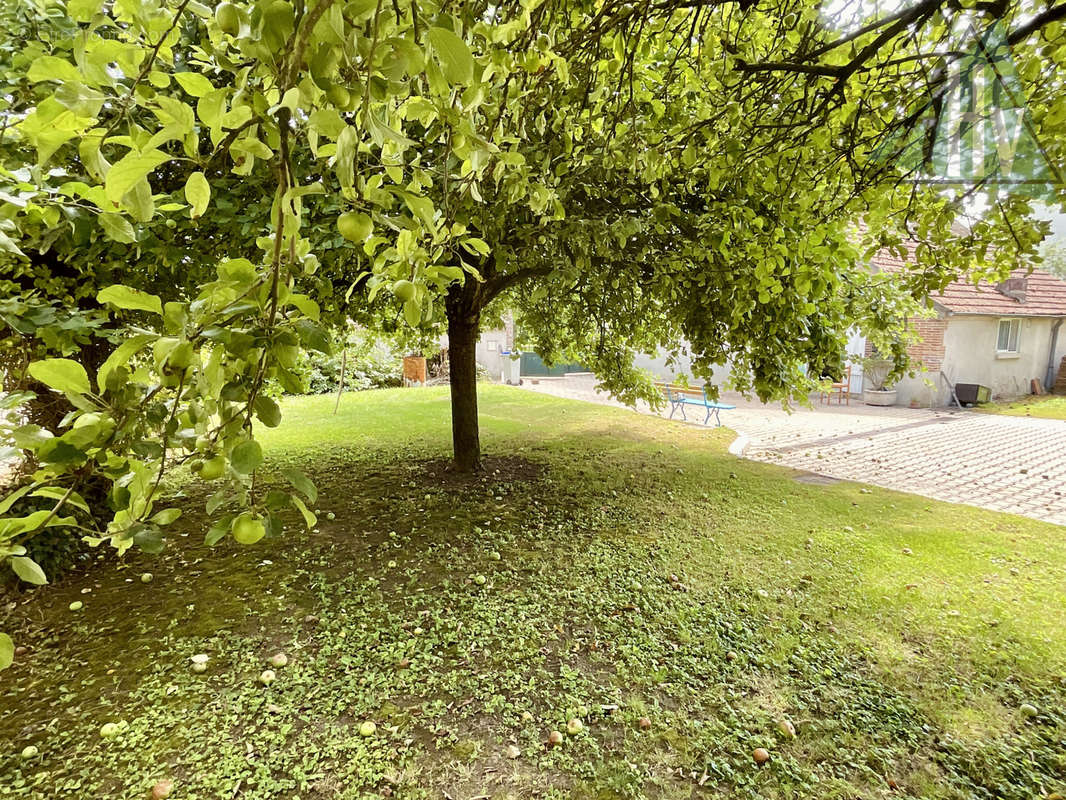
[414,455,547,488]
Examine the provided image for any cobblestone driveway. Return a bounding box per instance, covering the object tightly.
[518,375,1066,525]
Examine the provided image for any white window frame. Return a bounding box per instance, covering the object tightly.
[996,318,1021,355]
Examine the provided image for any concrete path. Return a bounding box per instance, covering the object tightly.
[518,374,1066,526]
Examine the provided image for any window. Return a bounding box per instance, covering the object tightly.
[996,318,1020,354]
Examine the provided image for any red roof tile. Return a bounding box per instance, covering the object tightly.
[869,248,1066,317]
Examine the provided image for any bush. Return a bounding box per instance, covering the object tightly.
[0,477,110,586]
[295,332,402,395]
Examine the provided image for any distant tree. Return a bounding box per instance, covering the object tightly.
[1040,239,1066,279]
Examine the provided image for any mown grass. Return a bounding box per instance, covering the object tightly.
[977,394,1066,420]
[1,386,1064,800]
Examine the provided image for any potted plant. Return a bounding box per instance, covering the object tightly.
[859,356,898,406]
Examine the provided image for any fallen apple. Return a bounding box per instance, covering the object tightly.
[100,723,120,739]
[776,719,796,739]
[191,662,207,674]
[753,747,770,765]
[259,669,276,685]
[359,720,376,737]
[1020,703,1039,718]
[21,745,38,759]
[268,653,288,668]
[69,601,83,612]
[547,730,563,746]
[638,717,652,730]
[473,574,487,586]
[151,779,174,799]
[141,573,153,583]
[566,718,584,735]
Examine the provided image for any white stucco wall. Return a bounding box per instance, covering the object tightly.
[475,327,511,380]
[939,315,1066,401]
[631,347,732,386]
[892,368,946,407]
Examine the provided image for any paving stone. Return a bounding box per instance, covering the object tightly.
[519,375,1066,526]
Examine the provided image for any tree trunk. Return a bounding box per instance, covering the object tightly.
[446,287,482,472]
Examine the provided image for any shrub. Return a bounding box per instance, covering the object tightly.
[295,331,402,395]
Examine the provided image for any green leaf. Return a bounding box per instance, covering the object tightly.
[67,0,102,20]
[98,213,136,243]
[282,467,317,504]
[197,90,226,130]
[0,633,12,671]
[133,526,165,554]
[31,487,90,514]
[291,495,317,529]
[205,488,229,516]
[0,230,25,257]
[347,0,377,20]
[0,485,34,515]
[27,56,81,84]
[11,556,48,586]
[105,149,171,205]
[294,319,331,354]
[253,395,282,428]
[12,425,53,449]
[27,358,91,395]
[427,27,474,85]
[97,285,164,315]
[97,333,155,390]
[288,293,320,321]
[230,440,263,474]
[184,172,211,218]
[204,515,233,546]
[151,508,182,525]
[403,297,422,327]
[335,126,358,189]
[174,72,215,97]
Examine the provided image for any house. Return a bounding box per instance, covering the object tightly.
[477,244,1066,407]
[869,247,1066,406]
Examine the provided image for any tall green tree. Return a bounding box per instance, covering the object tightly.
[345,0,1066,469]
[0,0,1064,666]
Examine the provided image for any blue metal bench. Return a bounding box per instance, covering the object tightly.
[655,383,735,427]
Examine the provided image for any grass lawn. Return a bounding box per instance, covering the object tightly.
[977,394,1066,420]
[2,386,1065,800]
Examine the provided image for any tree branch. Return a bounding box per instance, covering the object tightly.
[482,266,555,306]
[1006,3,1066,46]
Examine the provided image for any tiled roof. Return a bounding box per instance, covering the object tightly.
[869,248,1066,317]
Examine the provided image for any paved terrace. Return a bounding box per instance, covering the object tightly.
[518,374,1066,526]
